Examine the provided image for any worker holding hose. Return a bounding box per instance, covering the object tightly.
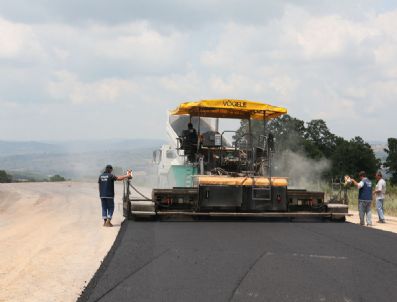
[99,165,132,227]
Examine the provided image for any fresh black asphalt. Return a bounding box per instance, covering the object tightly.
[78,219,397,302]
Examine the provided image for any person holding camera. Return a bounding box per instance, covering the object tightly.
[351,171,373,226]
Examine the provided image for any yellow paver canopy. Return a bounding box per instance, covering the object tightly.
[170,99,287,120]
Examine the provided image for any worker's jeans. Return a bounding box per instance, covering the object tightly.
[376,198,385,221]
[358,200,372,225]
[101,198,114,220]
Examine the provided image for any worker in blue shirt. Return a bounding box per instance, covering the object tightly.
[98,165,132,227]
[351,171,373,226]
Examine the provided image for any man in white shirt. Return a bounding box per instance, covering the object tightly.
[374,171,387,223]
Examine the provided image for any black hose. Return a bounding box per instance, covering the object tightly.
[129,182,151,200]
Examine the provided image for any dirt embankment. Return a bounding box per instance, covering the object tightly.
[0,182,124,302]
[347,209,397,231]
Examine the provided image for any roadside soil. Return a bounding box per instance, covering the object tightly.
[0,182,124,302]
[346,209,397,234]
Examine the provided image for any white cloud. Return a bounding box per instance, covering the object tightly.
[0,99,19,109]
[200,22,278,70]
[0,17,44,59]
[48,71,139,104]
[284,8,376,59]
[197,6,397,140]
[52,47,71,61]
[372,11,397,78]
[1,3,397,141]
[159,71,202,96]
[316,98,358,120]
[207,73,296,101]
[91,22,187,68]
[268,75,298,100]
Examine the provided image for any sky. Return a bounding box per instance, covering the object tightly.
[0,0,396,142]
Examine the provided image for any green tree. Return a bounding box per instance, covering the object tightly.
[49,174,66,182]
[304,119,341,158]
[234,115,307,153]
[267,115,306,153]
[235,115,332,160]
[384,138,397,185]
[331,136,380,179]
[0,170,12,183]
[234,114,381,181]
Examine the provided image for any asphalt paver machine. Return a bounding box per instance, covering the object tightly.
[123,99,348,221]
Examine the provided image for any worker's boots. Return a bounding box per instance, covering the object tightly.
[105,219,113,227]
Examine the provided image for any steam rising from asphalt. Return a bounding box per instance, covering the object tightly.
[274,150,330,190]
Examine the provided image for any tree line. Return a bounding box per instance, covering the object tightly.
[0,171,66,183]
[235,115,397,184]
[0,170,12,183]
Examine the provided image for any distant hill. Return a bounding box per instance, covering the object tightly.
[0,139,166,181]
[0,141,62,156]
[56,138,167,152]
[370,142,387,162]
[0,148,156,180]
[0,139,166,156]
[0,138,387,182]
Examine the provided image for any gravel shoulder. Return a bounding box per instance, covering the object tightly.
[346,209,397,234]
[0,181,124,302]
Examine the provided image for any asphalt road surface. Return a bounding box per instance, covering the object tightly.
[78,219,397,302]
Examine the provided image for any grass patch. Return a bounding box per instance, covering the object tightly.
[346,183,397,217]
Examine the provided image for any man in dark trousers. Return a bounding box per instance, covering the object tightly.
[98,165,132,227]
[351,171,373,226]
[182,122,198,162]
